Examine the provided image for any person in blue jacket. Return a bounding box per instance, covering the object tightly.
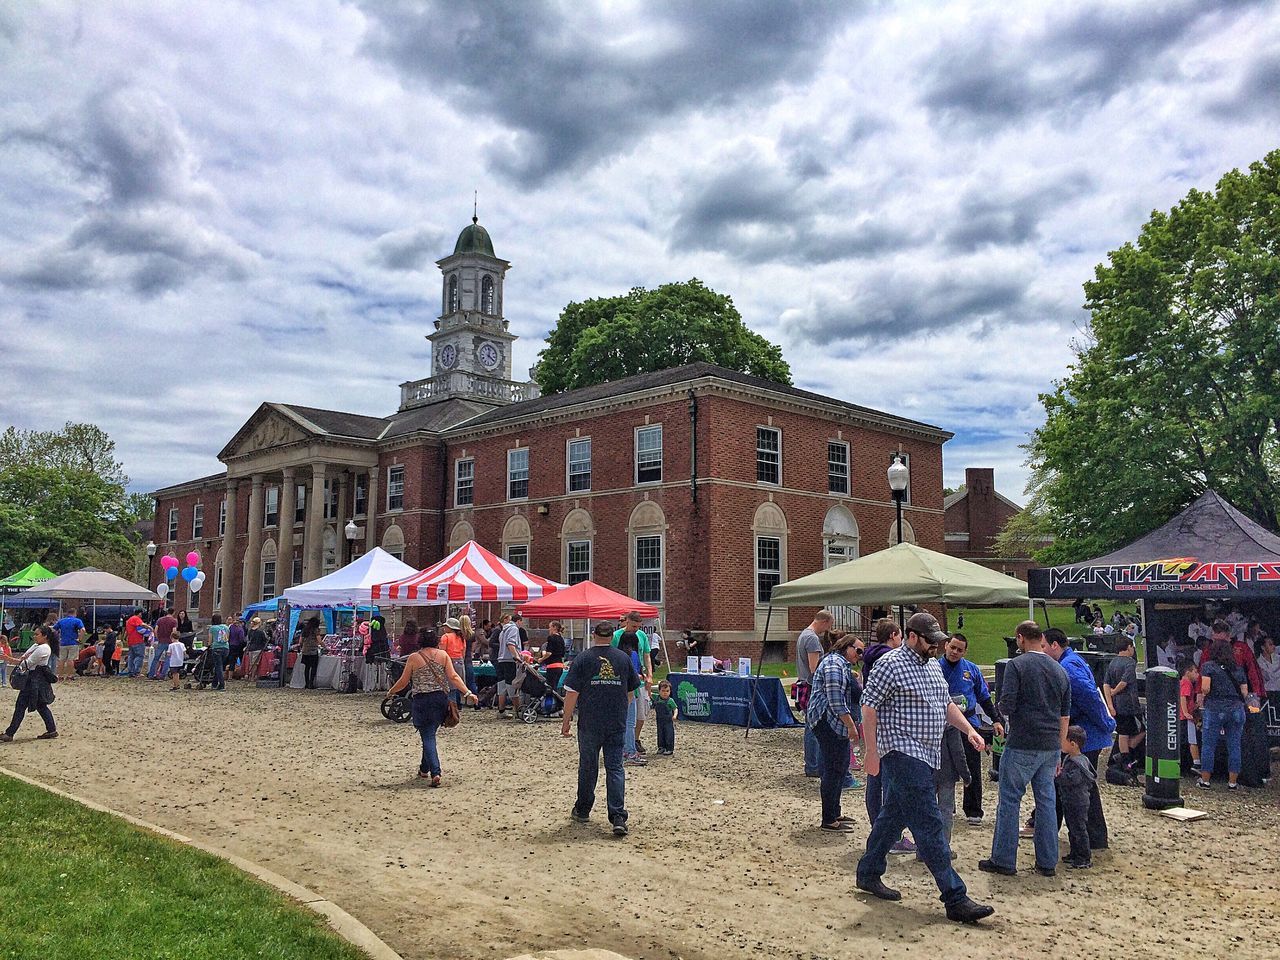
[1044,628,1114,849]
[940,633,1004,824]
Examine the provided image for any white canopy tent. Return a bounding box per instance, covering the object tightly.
[282,547,418,607]
[17,568,158,603]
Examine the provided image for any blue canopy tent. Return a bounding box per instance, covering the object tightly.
[241,596,379,641]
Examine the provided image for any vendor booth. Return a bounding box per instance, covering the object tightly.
[0,563,57,638]
[1028,489,1280,753]
[371,540,564,603]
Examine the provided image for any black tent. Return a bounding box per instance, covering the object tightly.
[1029,490,1280,600]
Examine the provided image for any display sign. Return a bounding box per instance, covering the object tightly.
[1033,557,1280,599]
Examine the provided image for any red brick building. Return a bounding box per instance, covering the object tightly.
[152,218,952,658]
[943,467,1044,579]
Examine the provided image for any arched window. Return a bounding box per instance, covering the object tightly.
[448,520,474,552]
[822,504,860,568]
[888,517,916,546]
[260,538,277,602]
[213,547,225,611]
[381,523,406,561]
[561,508,595,585]
[502,514,532,570]
[448,275,459,313]
[628,501,667,607]
[752,503,788,620]
[481,275,495,314]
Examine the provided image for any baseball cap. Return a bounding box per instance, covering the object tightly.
[593,622,615,637]
[906,611,948,644]
[443,617,462,631]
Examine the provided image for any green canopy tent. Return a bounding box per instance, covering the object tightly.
[0,562,58,631]
[745,543,1029,738]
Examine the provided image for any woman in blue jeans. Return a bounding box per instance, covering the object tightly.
[385,633,477,787]
[1197,639,1249,790]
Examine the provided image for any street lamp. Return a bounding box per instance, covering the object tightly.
[344,519,359,563]
[887,454,909,631]
[146,541,157,557]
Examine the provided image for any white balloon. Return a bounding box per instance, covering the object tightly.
[193,572,206,586]
[190,578,203,592]
[157,583,169,598]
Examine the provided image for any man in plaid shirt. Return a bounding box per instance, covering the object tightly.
[855,612,994,924]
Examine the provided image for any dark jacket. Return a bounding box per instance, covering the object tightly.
[23,664,58,711]
[937,726,971,787]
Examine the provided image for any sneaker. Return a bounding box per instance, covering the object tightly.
[1033,865,1056,878]
[849,756,863,771]
[1066,858,1092,869]
[0,734,12,743]
[889,836,916,855]
[570,809,590,824]
[1227,782,1239,791]
[624,754,647,766]
[945,897,995,924]
[1196,778,1212,790]
[965,816,984,826]
[612,820,628,837]
[842,777,862,790]
[1018,825,1035,839]
[977,858,1016,876]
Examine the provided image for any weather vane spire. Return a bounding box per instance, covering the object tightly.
[473,190,478,224]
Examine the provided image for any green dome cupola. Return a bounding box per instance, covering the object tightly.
[453,216,495,257]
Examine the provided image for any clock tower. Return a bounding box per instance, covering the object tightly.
[402,214,538,410]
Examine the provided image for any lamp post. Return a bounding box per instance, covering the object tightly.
[887,454,909,631]
[145,540,157,607]
[344,519,359,563]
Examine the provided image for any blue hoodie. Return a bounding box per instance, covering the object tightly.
[1058,646,1116,753]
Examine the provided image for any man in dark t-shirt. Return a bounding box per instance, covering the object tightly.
[563,621,642,836]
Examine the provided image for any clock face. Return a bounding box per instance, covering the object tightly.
[438,343,457,369]
[478,341,500,371]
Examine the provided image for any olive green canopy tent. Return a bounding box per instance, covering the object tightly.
[768,542,1029,607]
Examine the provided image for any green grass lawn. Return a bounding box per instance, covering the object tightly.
[0,775,367,960]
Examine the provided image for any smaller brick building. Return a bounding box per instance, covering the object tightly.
[943,467,1046,579]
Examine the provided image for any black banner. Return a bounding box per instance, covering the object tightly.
[1030,558,1280,599]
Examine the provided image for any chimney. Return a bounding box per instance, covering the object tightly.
[965,467,994,499]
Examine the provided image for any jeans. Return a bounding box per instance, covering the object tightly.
[148,646,166,679]
[210,650,226,690]
[450,660,465,706]
[576,725,627,824]
[991,747,1060,870]
[656,715,675,753]
[961,731,984,818]
[6,687,55,737]
[624,697,637,755]
[0,663,6,685]
[804,711,821,775]
[126,644,144,677]
[814,720,849,825]
[856,752,967,906]
[865,772,881,826]
[1201,701,1246,775]
[411,691,449,777]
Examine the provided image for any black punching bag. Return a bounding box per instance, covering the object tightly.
[1142,666,1183,810]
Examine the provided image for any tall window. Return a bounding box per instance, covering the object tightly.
[828,441,849,495]
[567,540,591,584]
[447,275,459,312]
[635,535,662,604]
[295,484,307,524]
[635,425,663,484]
[218,498,227,536]
[167,506,178,541]
[756,426,781,484]
[213,564,223,609]
[261,561,276,601]
[292,555,303,585]
[507,448,529,500]
[506,544,529,570]
[192,503,204,539]
[481,275,494,314]
[264,486,279,527]
[567,438,591,492]
[455,458,474,507]
[354,474,368,516]
[756,536,782,604]
[893,452,912,505]
[323,479,339,520]
[387,465,405,511]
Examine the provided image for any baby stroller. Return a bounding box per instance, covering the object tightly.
[182,646,216,690]
[513,659,565,724]
[380,656,412,723]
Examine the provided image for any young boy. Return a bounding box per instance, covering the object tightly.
[167,635,187,691]
[1178,658,1202,772]
[1055,725,1095,868]
[1104,636,1144,763]
[652,679,679,755]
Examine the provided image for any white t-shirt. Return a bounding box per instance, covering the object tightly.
[167,640,187,668]
[22,642,51,669]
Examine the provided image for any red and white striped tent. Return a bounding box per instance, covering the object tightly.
[370,540,565,604]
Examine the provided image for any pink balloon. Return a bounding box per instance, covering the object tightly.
[160,555,178,569]
[186,551,201,567]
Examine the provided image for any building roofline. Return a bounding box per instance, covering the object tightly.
[151,470,227,498]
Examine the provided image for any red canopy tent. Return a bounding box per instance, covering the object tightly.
[371,540,564,604]
[517,580,657,620]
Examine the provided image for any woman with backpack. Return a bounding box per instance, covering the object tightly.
[1197,638,1249,791]
[1,624,60,742]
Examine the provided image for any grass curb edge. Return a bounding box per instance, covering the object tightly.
[0,763,405,960]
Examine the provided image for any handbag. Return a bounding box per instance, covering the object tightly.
[10,664,29,691]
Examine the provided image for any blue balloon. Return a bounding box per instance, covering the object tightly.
[165,565,179,580]
[181,566,198,583]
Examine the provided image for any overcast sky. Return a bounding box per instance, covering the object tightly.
[2,1,1277,500]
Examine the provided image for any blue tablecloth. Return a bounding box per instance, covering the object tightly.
[667,672,799,728]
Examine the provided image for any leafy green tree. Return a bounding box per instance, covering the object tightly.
[0,422,128,486]
[0,465,130,573]
[1023,149,1280,563]
[534,278,792,393]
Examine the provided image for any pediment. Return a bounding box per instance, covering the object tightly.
[219,404,314,461]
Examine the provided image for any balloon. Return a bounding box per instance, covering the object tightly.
[165,565,179,580]
[193,571,206,584]
[157,583,169,598]
[190,578,203,593]
[182,566,198,583]
[186,551,201,566]
[160,555,178,569]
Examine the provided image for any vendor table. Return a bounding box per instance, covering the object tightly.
[289,654,342,690]
[666,672,799,729]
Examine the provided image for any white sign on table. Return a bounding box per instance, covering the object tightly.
[700,656,716,673]
[686,656,700,674]
[737,657,751,677]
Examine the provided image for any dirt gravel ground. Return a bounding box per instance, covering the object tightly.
[3,679,1278,960]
